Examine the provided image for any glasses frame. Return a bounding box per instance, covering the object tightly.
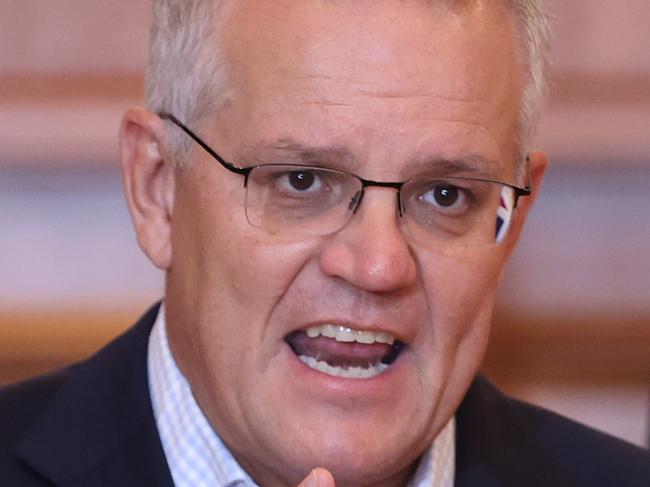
[159,111,532,219]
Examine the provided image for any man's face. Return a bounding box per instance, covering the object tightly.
[165,1,527,485]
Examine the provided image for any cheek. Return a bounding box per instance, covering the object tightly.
[417,247,504,340]
[173,170,315,309]
[168,176,322,386]
[230,239,317,301]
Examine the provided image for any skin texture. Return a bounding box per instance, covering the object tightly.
[120,1,547,486]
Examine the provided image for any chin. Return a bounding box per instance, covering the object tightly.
[263,408,430,486]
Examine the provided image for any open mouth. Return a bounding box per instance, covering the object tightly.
[285,324,406,379]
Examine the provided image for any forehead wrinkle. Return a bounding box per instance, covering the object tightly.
[290,88,492,128]
[288,77,493,121]
[301,99,355,108]
[353,88,475,104]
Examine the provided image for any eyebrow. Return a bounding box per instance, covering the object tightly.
[239,140,356,170]
[403,154,502,178]
[242,140,501,177]
[274,141,354,164]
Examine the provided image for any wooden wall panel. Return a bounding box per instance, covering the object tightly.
[0,1,150,73]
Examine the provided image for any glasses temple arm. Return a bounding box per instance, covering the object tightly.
[158,112,250,176]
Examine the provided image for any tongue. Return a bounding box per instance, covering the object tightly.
[287,332,392,368]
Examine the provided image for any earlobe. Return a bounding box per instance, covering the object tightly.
[119,108,175,270]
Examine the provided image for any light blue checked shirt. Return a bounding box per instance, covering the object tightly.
[148,305,456,487]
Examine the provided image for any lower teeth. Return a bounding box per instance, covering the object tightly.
[298,355,388,379]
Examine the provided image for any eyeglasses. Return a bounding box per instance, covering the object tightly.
[160,112,531,248]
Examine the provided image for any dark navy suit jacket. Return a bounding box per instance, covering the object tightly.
[1,304,649,486]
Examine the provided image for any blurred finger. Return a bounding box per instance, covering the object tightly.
[296,468,335,487]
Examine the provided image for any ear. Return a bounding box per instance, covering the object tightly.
[119,108,175,269]
[501,150,548,254]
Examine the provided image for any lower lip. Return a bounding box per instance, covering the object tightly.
[281,341,409,397]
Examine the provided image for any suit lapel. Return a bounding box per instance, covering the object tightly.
[15,304,174,487]
[454,376,577,487]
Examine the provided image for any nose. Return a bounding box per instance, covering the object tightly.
[319,188,417,293]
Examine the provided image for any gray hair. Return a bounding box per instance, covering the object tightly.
[146,0,550,168]
[508,0,552,165]
[146,0,227,164]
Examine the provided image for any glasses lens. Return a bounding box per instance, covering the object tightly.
[401,177,517,247]
[245,165,362,236]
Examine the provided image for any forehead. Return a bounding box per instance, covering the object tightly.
[218,0,522,170]
[222,0,517,92]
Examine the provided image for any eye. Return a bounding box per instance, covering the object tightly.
[419,183,468,213]
[433,186,460,207]
[275,170,325,194]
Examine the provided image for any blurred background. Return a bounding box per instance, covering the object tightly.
[1,0,648,448]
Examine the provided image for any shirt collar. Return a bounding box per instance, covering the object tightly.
[148,304,455,487]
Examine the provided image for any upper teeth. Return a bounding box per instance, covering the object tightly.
[305,324,395,345]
